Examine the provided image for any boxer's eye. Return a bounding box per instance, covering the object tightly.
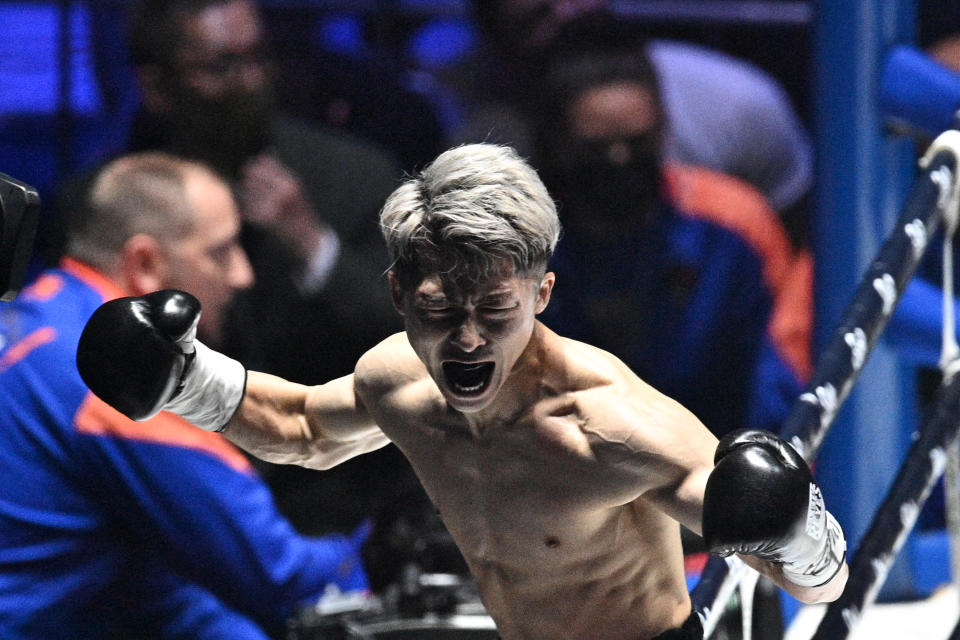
[419,306,456,321]
[480,305,517,318]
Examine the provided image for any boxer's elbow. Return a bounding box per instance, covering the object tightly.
[300,430,391,470]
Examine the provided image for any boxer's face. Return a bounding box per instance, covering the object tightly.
[164,169,253,346]
[394,268,554,412]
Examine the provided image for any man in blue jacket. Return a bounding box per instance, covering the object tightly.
[0,152,367,639]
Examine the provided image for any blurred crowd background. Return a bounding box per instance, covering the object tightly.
[4,0,960,637]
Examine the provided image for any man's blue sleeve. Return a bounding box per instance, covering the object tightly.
[116,565,273,640]
[78,419,368,633]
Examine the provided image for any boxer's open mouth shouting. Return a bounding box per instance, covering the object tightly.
[442,361,495,396]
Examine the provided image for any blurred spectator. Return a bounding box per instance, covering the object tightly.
[449,0,814,245]
[920,0,960,73]
[892,8,960,375]
[264,6,448,172]
[535,43,813,440]
[891,6,960,531]
[124,0,422,555]
[0,152,368,640]
[126,0,403,384]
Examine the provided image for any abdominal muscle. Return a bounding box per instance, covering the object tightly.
[368,342,697,639]
[401,442,693,640]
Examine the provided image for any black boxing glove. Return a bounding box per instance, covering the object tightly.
[77,290,246,431]
[702,429,846,588]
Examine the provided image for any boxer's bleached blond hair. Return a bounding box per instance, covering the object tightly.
[66,152,208,271]
[380,144,561,292]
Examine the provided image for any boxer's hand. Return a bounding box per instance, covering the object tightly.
[76,290,246,431]
[702,429,846,587]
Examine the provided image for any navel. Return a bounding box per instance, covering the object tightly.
[544,536,561,548]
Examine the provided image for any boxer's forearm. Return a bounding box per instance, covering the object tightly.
[224,370,314,463]
[226,370,387,469]
[75,290,387,468]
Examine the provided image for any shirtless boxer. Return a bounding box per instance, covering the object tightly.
[78,144,847,640]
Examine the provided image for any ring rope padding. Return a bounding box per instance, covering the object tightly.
[696,131,960,638]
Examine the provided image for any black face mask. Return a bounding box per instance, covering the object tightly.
[165,84,274,176]
[546,136,662,235]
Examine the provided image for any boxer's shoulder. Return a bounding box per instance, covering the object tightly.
[354,331,429,397]
[552,335,665,402]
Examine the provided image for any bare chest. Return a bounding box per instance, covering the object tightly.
[370,393,690,639]
[384,410,647,561]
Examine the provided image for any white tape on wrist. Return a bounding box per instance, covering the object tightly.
[164,340,247,432]
[780,485,847,587]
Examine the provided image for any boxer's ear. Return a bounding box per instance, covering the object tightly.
[388,271,405,315]
[534,272,555,314]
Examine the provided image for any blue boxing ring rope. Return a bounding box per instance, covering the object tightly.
[693,131,960,639]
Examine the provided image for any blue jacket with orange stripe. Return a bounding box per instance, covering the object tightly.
[541,164,812,438]
[0,260,367,639]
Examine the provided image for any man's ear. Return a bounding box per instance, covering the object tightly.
[388,271,405,315]
[120,234,167,295]
[535,271,555,314]
[135,64,172,116]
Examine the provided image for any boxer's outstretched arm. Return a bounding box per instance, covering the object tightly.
[651,463,847,604]
[631,401,847,604]
[702,429,848,604]
[77,290,390,470]
[227,370,390,470]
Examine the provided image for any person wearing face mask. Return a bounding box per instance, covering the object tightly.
[123,0,422,584]
[125,0,403,384]
[535,44,813,442]
[446,0,814,247]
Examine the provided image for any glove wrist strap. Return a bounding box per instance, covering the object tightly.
[781,506,847,588]
[164,340,247,432]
